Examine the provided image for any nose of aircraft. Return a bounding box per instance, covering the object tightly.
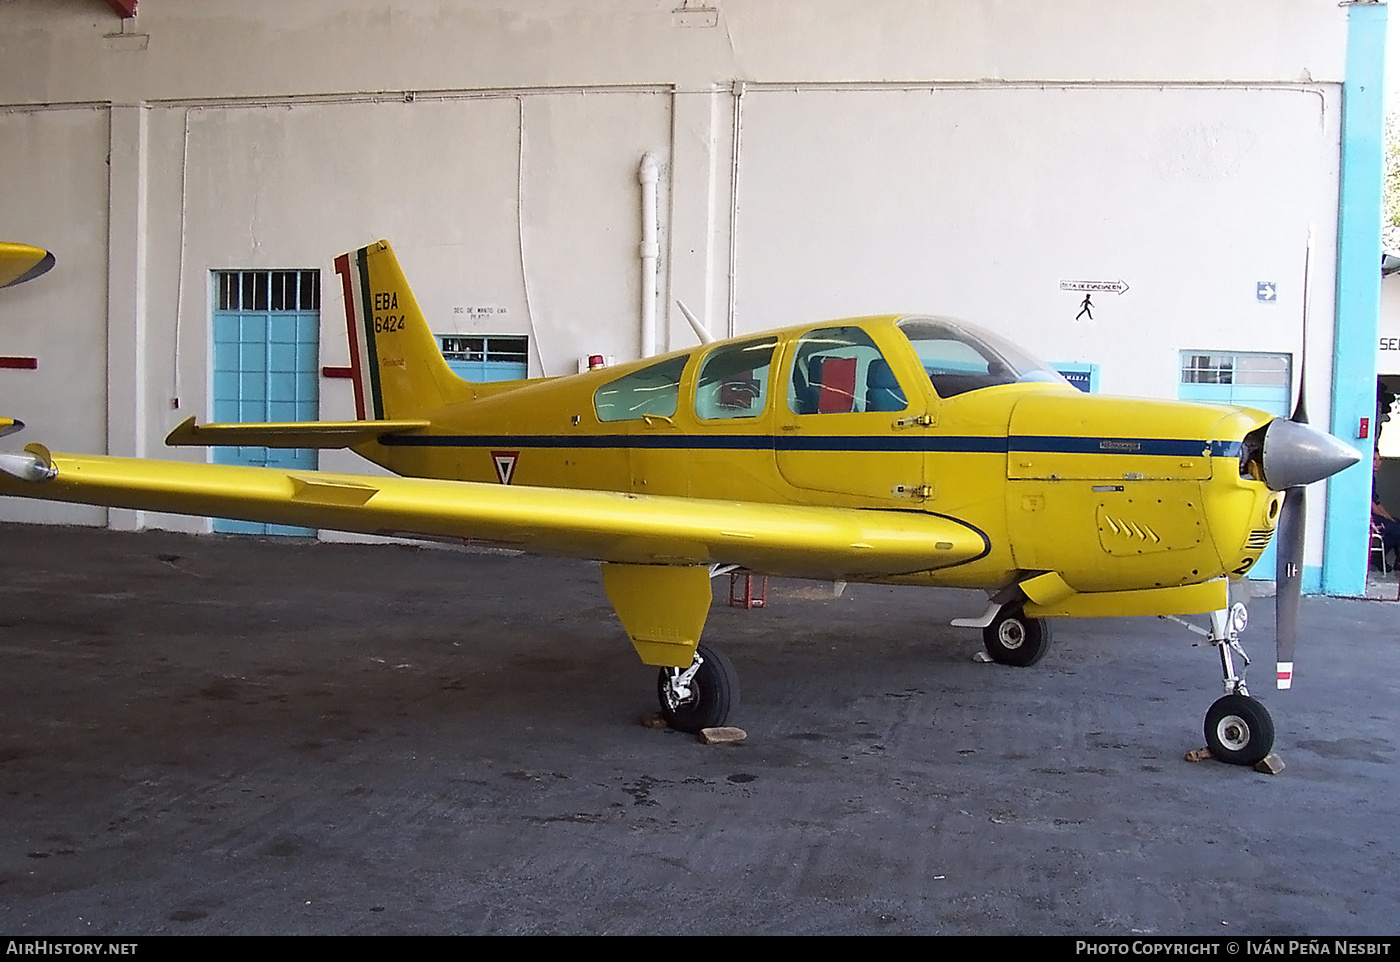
[1259,418,1361,491]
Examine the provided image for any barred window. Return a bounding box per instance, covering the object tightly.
[215,270,320,312]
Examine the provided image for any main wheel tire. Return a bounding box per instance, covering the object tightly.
[982,607,1053,667]
[656,643,739,733]
[1204,693,1275,766]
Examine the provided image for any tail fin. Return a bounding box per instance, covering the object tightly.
[334,240,472,420]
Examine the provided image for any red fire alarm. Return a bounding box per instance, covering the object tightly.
[1360,417,1371,440]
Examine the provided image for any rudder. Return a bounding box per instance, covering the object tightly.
[334,240,472,420]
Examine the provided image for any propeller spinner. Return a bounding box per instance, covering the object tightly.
[1257,418,1362,492]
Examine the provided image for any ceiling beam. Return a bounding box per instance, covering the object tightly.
[105,0,137,18]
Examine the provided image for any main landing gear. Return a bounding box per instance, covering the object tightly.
[952,599,1056,667]
[656,642,740,733]
[1165,603,1275,766]
[981,603,1054,667]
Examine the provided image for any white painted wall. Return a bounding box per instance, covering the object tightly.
[1379,271,1400,364]
[731,84,1339,401]
[1376,272,1400,456]
[0,0,1355,541]
[0,106,109,525]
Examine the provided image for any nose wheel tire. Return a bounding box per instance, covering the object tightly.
[656,643,739,733]
[1204,693,1275,766]
[982,606,1053,667]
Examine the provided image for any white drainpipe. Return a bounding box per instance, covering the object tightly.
[639,152,661,358]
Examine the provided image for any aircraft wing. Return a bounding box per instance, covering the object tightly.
[0,243,56,289]
[164,416,431,449]
[0,445,987,579]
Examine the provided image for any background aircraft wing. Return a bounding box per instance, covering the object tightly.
[164,416,431,449]
[0,243,56,289]
[0,445,987,579]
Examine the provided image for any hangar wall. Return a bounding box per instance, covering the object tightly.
[0,0,1380,592]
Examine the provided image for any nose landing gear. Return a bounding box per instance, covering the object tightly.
[1165,603,1276,766]
[1205,692,1275,766]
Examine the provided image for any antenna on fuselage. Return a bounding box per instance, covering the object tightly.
[676,300,716,345]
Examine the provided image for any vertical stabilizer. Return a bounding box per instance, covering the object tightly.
[334,240,472,420]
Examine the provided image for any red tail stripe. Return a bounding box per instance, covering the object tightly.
[333,254,366,421]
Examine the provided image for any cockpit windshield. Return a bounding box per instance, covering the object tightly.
[896,315,1068,398]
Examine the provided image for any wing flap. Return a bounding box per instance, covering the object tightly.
[164,416,431,449]
[0,450,986,578]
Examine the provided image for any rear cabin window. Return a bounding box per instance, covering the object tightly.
[694,336,778,420]
[594,355,689,422]
[787,327,908,415]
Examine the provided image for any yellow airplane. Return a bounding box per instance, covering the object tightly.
[0,240,1360,764]
[0,242,56,289]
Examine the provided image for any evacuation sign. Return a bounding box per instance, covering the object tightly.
[1060,279,1130,295]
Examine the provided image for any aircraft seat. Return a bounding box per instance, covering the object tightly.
[791,356,825,415]
[865,359,907,412]
[814,357,857,413]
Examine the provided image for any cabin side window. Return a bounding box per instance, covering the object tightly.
[786,327,907,415]
[694,337,778,421]
[593,355,689,422]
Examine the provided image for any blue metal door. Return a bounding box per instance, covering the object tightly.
[212,270,320,536]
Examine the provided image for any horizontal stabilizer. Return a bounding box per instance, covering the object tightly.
[164,416,430,449]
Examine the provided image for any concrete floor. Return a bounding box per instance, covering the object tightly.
[0,523,1395,935]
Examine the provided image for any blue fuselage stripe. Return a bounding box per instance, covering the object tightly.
[378,433,1243,457]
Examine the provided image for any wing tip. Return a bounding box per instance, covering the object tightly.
[164,415,200,446]
[0,248,55,289]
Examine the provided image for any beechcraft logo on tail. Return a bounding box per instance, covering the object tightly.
[492,451,519,485]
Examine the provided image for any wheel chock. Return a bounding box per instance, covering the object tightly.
[697,726,747,745]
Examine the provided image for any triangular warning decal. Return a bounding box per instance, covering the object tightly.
[491,450,519,485]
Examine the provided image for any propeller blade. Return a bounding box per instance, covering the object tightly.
[1271,225,1313,691]
[1274,486,1305,689]
[1292,227,1313,425]
[1291,368,1308,424]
